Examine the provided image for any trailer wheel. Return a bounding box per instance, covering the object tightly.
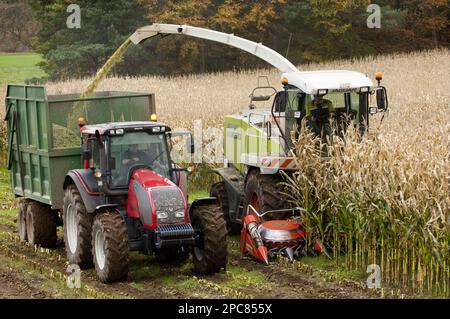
[210,182,233,232]
[92,212,129,283]
[191,205,228,275]
[18,199,32,241]
[26,201,57,248]
[63,185,93,268]
[244,171,287,219]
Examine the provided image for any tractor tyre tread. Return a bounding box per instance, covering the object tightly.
[191,205,228,275]
[92,212,129,283]
[210,182,233,231]
[26,201,57,248]
[63,185,93,268]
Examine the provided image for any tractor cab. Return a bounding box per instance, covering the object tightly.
[79,121,172,186]
[79,121,176,189]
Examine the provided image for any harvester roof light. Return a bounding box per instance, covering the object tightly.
[109,130,115,135]
[150,114,157,121]
[360,87,369,92]
[375,71,383,81]
[318,89,328,95]
[152,127,161,133]
[115,129,124,135]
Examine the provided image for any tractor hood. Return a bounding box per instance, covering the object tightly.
[126,169,188,228]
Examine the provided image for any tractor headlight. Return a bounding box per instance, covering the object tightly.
[157,212,169,220]
[174,210,185,218]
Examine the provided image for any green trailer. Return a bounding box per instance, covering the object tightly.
[4,84,155,210]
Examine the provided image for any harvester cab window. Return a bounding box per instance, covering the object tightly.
[109,132,170,187]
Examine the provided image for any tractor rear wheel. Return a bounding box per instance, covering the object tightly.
[191,205,228,275]
[244,170,288,219]
[210,182,232,231]
[26,201,57,248]
[92,212,129,283]
[18,199,32,241]
[63,185,94,268]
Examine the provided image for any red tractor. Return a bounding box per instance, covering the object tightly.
[63,120,228,282]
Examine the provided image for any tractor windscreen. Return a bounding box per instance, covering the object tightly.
[109,132,170,187]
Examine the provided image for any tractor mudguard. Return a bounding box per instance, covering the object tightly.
[212,167,245,223]
[64,170,102,213]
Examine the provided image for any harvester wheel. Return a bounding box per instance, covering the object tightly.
[210,182,232,231]
[191,205,228,275]
[92,211,129,283]
[18,199,32,241]
[244,171,287,219]
[26,201,57,248]
[63,185,94,268]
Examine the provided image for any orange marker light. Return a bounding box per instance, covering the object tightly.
[78,117,86,127]
[150,114,157,121]
[375,71,383,81]
[281,77,288,85]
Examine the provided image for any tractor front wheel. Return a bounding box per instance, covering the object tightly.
[191,205,228,275]
[92,212,129,283]
[210,182,233,232]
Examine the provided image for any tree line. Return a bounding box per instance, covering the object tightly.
[2,0,447,80]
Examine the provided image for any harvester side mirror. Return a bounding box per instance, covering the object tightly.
[376,87,388,111]
[188,138,195,154]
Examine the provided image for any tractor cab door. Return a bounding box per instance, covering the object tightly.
[305,91,369,137]
[271,89,304,151]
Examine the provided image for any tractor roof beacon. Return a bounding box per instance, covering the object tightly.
[128,23,389,262]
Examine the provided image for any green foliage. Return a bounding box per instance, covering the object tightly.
[26,0,449,77]
[29,0,157,80]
